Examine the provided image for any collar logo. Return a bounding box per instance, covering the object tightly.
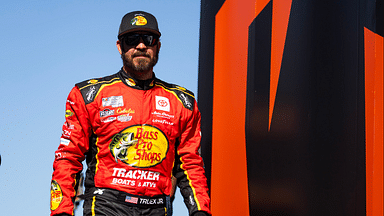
[88,79,98,84]
[131,16,147,26]
[109,125,169,168]
[126,78,136,86]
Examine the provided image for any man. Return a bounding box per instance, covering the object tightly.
[50,11,211,216]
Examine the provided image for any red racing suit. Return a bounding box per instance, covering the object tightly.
[50,69,211,215]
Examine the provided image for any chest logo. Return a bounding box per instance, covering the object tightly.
[102,96,124,108]
[155,96,170,112]
[109,125,169,168]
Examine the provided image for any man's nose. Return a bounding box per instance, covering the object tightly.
[136,38,147,49]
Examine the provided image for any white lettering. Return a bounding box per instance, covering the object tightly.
[158,198,163,204]
[111,168,160,182]
[147,171,153,180]
[125,170,133,179]
[152,119,174,125]
[151,111,175,119]
[112,167,125,176]
[111,178,135,186]
[152,172,159,181]
[139,198,160,204]
[117,168,126,177]
[140,171,148,180]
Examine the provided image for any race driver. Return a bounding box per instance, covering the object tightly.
[50,11,211,216]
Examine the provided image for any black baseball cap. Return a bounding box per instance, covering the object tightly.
[118,11,161,38]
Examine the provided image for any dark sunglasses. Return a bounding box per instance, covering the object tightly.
[121,33,160,47]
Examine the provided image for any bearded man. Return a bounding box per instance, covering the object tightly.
[50,11,211,216]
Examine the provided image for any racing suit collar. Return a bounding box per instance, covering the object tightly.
[119,68,156,90]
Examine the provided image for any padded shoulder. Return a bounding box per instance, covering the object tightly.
[155,79,195,111]
[75,73,120,105]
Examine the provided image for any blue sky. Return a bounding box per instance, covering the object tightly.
[0,1,201,215]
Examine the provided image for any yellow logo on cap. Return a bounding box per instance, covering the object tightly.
[131,16,147,26]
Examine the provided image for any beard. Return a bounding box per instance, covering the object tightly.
[122,50,159,74]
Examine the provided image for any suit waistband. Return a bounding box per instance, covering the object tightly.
[82,187,170,209]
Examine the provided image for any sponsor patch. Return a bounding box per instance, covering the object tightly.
[101,117,116,123]
[179,93,193,109]
[151,111,174,119]
[62,130,71,138]
[55,152,63,159]
[155,96,170,112]
[140,198,164,205]
[102,96,124,108]
[65,110,73,118]
[100,109,115,118]
[86,86,97,102]
[116,108,135,114]
[111,168,160,188]
[125,196,139,204]
[50,180,63,211]
[118,114,133,122]
[109,125,169,168]
[152,119,174,125]
[94,188,105,195]
[64,121,74,130]
[60,138,70,146]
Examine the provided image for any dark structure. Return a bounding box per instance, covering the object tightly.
[198,0,383,215]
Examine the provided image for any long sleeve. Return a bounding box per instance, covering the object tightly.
[175,100,211,215]
[50,87,92,216]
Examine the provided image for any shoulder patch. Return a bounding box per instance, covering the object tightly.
[155,79,195,111]
[75,73,120,105]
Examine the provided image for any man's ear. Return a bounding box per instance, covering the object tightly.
[157,41,161,51]
[116,40,123,54]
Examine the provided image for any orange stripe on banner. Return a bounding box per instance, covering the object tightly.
[255,0,270,17]
[364,27,384,216]
[212,0,255,215]
[269,0,292,131]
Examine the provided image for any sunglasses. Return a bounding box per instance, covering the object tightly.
[121,33,160,47]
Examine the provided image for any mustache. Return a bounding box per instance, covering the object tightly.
[133,51,150,58]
